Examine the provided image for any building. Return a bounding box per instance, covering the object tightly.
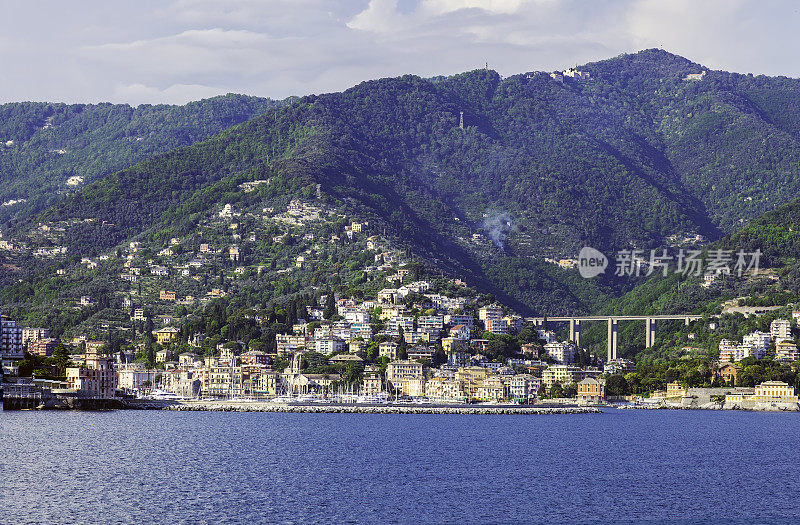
[604,358,635,375]
[485,317,509,335]
[156,349,173,363]
[448,325,470,340]
[361,365,383,395]
[475,376,506,402]
[749,381,797,402]
[379,341,399,360]
[776,341,800,363]
[66,350,117,398]
[386,316,414,337]
[577,377,605,404]
[544,342,576,365]
[666,382,688,398]
[408,347,435,362]
[22,327,50,346]
[241,350,269,366]
[209,364,243,397]
[178,352,200,366]
[159,290,176,301]
[445,314,474,329]
[417,315,444,337]
[455,366,491,397]
[563,67,590,80]
[770,319,792,342]
[478,304,503,323]
[425,377,464,401]
[29,338,60,357]
[156,326,180,345]
[377,288,399,304]
[276,334,309,355]
[715,363,739,384]
[507,374,539,403]
[541,365,584,389]
[315,337,346,355]
[503,315,524,334]
[2,318,24,358]
[254,370,278,397]
[743,331,770,350]
[117,365,158,393]
[386,360,424,386]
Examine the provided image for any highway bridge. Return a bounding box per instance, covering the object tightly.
[525,315,710,360]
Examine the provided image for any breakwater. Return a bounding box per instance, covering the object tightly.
[161,401,602,415]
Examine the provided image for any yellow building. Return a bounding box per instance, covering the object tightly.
[425,377,465,401]
[476,376,506,402]
[66,350,117,398]
[156,326,180,345]
[255,370,278,397]
[403,377,427,397]
[379,341,398,360]
[379,305,407,320]
[455,366,490,397]
[666,382,688,398]
[362,365,383,395]
[386,360,423,385]
[750,381,797,402]
[541,365,583,388]
[442,337,468,354]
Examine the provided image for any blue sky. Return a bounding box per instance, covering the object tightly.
[1,0,798,105]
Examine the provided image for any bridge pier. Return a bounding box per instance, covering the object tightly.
[569,319,581,347]
[607,319,618,361]
[645,317,656,348]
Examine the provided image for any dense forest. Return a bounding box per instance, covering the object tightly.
[0,94,289,224]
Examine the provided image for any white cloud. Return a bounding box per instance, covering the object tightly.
[111,83,225,105]
[0,0,799,105]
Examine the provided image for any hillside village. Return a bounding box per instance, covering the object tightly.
[3,175,800,407]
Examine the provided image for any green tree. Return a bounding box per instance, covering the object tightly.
[323,290,336,319]
[606,374,628,396]
[397,327,408,360]
[550,382,564,399]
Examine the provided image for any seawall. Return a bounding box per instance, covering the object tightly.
[160,401,602,415]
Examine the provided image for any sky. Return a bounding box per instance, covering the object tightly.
[1,0,799,105]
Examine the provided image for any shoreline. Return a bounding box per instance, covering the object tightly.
[151,400,602,415]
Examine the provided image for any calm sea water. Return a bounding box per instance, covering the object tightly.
[2,407,800,524]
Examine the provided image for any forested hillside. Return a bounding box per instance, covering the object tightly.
[8,48,800,319]
[0,94,289,224]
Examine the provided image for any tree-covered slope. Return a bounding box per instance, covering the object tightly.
[0,94,290,224]
[11,49,800,316]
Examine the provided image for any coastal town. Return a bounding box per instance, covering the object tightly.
[4,263,800,411]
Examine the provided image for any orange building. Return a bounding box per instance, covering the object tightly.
[577,377,605,403]
[715,363,739,385]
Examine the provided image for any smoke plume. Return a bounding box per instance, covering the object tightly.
[481,211,513,250]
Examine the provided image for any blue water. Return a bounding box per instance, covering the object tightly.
[2,408,800,524]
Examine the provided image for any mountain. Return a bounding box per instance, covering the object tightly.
[7,48,800,325]
[0,94,290,224]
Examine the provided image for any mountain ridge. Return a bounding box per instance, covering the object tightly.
[6,49,800,321]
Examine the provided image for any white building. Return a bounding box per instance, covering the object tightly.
[770,319,792,343]
[315,337,346,355]
[544,341,576,365]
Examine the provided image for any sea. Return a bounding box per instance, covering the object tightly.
[2,407,800,524]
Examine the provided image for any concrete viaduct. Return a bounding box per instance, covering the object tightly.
[525,315,706,361]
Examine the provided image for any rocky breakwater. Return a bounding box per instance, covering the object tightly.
[163,402,602,415]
